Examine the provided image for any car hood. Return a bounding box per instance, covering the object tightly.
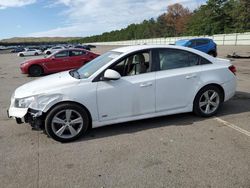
[14,71,80,98]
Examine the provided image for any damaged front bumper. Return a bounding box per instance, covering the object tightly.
[7,107,29,124]
[8,107,44,128]
[8,93,64,130]
[8,93,63,127]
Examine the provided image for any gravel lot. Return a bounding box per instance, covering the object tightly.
[0,45,250,188]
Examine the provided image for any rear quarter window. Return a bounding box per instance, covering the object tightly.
[200,57,212,65]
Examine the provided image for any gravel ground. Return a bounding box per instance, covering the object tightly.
[0,45,249,188]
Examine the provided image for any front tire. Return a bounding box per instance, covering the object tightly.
[28,65,43,77]
[19,53,24,57]
[45,103,89,142]
[46,51,51,55]
[34,52,38,56]
[193,85,223,117]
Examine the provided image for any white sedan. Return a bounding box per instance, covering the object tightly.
[18,49,42,57]
[44,46,65,55]
[8,45,236,142]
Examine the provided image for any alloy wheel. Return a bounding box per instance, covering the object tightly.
[199,90,220,114]
[51,109,83,139]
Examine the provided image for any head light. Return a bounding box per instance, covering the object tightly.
[15,96,35,108]
[14,94,62,110]
[29,94,62,110]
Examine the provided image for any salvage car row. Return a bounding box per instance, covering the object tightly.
[11,44,95,57]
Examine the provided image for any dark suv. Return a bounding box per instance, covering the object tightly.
[175,38,217,57]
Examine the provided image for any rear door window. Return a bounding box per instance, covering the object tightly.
[157,49,200,70]
[200,57,212,65]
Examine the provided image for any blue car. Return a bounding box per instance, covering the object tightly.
[175,38,217,57]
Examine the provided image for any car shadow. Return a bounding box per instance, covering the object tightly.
[74,91,250,142]
[217,91,250,116]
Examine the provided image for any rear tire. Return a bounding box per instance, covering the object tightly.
[28,65,43,77]
[45,103,89,142]
[193,85,223,117]
[34,52,38,56]
[208,51,216,57]
[46,51,51,55]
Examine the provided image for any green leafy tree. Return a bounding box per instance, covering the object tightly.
[234,0,250,32]
[73,1,250,43]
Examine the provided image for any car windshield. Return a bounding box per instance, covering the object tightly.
[77,51,122,79]
[175,40,188,46]
[46,50,61,58]
[46,54,53,58]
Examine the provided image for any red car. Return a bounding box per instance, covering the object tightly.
[20,49,99,76]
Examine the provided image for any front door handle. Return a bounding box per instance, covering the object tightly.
[140,82,152,87]
[185,74,197,79]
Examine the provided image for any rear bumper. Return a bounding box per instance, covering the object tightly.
[222,77,237,101]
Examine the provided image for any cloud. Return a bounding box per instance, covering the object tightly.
[0,0,36,9]
[28,0,206,37]
[28,25,86,37]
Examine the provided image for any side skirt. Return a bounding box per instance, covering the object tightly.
[92,105,193,128]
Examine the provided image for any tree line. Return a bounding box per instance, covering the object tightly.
[73,0,250,43]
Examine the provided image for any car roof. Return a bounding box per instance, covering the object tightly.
[63,48,87,51]
[176,39,189,42]
[111,44,191,53]
[192,38,211,41]
[111,44,215,61]
[52,48,88,53]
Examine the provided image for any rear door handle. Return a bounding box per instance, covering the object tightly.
[140,82,152,87]
[185,74,197,79]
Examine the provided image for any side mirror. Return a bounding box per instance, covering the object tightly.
[103,69,121,80]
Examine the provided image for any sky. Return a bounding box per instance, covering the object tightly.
[0,0,207,39]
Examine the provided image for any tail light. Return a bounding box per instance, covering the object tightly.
[229,65,236,75]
